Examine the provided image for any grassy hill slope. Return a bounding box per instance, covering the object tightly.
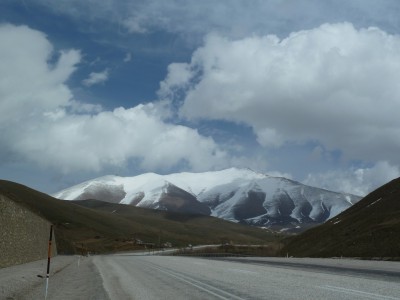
[281,177,400,258]
[0,180,278,254]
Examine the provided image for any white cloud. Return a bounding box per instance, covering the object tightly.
[0,24,237,174]
[161,23,400,167]
[68,100,102,114]
[12,104,233,173]
[304,161,400,196]
[158,63,193,99]
[0,24,80,126]
[82,69,109,87]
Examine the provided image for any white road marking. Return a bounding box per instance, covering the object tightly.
[319,285,400,300]
[191,261,206,266]
[229,268,258,275]
[149,265,246,300]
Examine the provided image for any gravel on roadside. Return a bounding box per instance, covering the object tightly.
[0,255,109,300]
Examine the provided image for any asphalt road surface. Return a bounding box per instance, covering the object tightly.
[94,255,400,300]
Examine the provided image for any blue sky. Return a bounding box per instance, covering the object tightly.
[1,0,400,195]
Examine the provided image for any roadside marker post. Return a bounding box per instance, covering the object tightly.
[45,225,53,300]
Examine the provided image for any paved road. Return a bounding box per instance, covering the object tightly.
[94,255,400,300]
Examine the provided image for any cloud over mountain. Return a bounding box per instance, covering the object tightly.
[0,24,234,173]
[2,1,400,197]
[304,161,400,196]
[161,23,400,167]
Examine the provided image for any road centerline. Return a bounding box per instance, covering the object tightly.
[148,264,246,300]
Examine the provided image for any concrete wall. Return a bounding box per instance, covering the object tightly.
[0,195,57,268]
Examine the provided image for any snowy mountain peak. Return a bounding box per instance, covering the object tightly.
[53,168,361,232]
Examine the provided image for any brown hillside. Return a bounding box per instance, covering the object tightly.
[281,177,400,258]
[0,180,278,254]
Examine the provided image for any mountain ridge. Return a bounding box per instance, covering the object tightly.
[54,168,361,232]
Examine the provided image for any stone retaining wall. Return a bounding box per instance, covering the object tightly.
[0,195,57,268]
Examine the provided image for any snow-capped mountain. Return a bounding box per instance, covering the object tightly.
[54,168,361,232]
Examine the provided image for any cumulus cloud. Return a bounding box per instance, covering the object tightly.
[0,24,80,125]
[160,23,400,167]
[304,161,400,196]
[0,24,235,173]
[13,104,232,173]
[158,63,193,100]
[82,69,109,86]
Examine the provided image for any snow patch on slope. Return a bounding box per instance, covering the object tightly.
[53,168,361,230]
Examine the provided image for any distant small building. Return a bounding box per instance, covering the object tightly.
[134,238,144,245]
[163,242,172,248]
